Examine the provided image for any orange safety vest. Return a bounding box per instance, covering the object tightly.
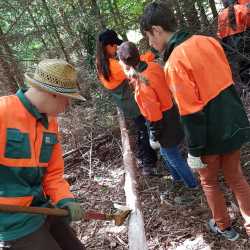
[134,62,173,122]
[99,52,156,90]
[238,0,250,4]
[98,58,126,90]
[140,51,155,63]
[217,4,250,38]
[164,35,233,116]
[0,93,73,207]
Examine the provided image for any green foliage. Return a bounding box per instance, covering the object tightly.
[0,0,218,69]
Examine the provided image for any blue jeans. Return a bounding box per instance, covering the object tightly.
[160,146,197,188]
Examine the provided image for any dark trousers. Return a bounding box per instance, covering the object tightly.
[133,115,158,167]
[222,29,250,95]
[0,217,85,250]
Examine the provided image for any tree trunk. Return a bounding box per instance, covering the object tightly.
[0,26,22,90]
[41,0,70,62]
[107,0,127,40]
[196,0,210,29]
[117,109,148,250]
[113,0,128,40]
[173,0,187,27]
[26,6,49,51]
[56,4,83,57]
[181,0,201,31]
[77,0,96,66]
[0,49,19,94]
[90,0,106,31]
[209,0,218,18]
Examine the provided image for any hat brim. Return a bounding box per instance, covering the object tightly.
[116,38,123,45]
[25,73,86,101]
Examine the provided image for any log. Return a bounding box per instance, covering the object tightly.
[117,109,148,250]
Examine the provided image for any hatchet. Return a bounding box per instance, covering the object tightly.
[0,204,131,226]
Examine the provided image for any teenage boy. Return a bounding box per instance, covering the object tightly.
[0,59,85,249]
[140,1,250,241]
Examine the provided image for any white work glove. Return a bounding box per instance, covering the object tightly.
[187,154,207,170]
[149,139,161,150]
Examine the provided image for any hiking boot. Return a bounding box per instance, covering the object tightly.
[141,167,154,176]
[208,219,240,241]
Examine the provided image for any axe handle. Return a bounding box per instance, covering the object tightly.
[0,204,69,216]
[0,204,112,221]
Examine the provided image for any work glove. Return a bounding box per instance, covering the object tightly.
[149,138,161,150]
[149,127,161,150]
[62,202,84,222]
[187,154,207,170]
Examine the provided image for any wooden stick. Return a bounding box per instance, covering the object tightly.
[0,204,68,216]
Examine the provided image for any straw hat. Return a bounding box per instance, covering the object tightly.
[25,59,86,101]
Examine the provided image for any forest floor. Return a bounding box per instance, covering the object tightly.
[59,89,250,250]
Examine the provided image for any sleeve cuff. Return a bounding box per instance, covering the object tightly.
[188,148,202,157]
[56,198,76,208]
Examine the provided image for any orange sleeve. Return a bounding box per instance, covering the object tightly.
[146,64,173,110]
[140,51,155,63]
[99,59,126,90]
[136,84,163,121]
[42,123,74,205]
[136,64,173,122]
[164,62,204,116]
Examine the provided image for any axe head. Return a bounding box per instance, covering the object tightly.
[113,209,131,226]
[111,204,131,226]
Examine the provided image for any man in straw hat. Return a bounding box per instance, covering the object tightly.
[0,59,85,249]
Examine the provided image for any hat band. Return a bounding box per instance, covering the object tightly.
[35,79,79,94]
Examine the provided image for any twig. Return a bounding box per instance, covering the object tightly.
[145,209,158,229]
[89,129,93,180]
[63,145,89,158]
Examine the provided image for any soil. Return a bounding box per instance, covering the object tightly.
[59,92,250,250]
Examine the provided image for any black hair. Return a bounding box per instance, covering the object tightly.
[95,38,111,81]
[228,4,237,30]
[140,1,177,34]
[118,42,140,68]
[222,0,237,30]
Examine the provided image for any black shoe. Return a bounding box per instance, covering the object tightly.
[141,167,155,176]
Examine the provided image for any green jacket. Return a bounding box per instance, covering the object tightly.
[164,31,250,156]
[106,79,141,119]
[0,89,75,241]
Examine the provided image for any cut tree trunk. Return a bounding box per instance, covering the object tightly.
[117,108,148,250]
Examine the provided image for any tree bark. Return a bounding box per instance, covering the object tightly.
[173,0,187,27]
[196,0,210,29]
[0,50,19,94]
[90,0,106,31]
[26,6,49,51]
[107,0,127,40]
[209,0,218,18]
[56,4,83,57]
[41,0,70,62]
[180,0,201,31]
[117,108,148,250]
[0,26,23,90]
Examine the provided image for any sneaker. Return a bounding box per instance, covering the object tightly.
[208,219,240,241]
